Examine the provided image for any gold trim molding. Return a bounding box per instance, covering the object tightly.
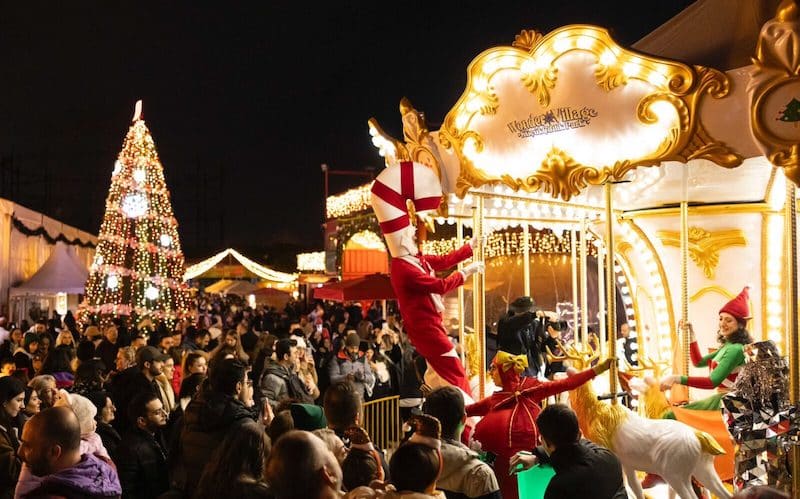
[749,0,800,182]
[656,227,747,279]
[689,285,735,303]
[435,25,742,201]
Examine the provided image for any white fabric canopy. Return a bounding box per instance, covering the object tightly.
[10,242,89,295]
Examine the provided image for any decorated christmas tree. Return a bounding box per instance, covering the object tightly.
[82,101,190,326]
[777,97,800,125]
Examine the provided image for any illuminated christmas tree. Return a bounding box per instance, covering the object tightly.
[82,101,190,326]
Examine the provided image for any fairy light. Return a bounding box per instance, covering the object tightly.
[297,251,326,272]
[81,110,191,327]
[327,184,373,219]
[421,229,597,258]
[183,248,297,283]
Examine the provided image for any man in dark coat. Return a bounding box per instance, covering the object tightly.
[171,358,259,497]
[509,404,626,499]
[109,346,168,432]
[116,393,169,499]
[496,296,546,377]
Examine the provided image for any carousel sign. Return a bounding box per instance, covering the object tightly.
[437,26,743,201]
[506,106,599,138]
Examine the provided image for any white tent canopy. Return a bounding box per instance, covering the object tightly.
[10,242,89,296]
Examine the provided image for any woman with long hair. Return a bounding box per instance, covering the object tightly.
[39,346,76,389]
[209,330,249,364]
[0,376,25,499]
[195,422,271,499]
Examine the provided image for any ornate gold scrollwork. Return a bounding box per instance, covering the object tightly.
[749,0,800,182]
[656,227,747,279]
[438,25,744,201]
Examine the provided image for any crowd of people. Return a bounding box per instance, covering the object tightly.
[0,291,792,499]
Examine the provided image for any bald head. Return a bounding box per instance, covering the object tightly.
[19,406,82,476]
[266,430,341,499]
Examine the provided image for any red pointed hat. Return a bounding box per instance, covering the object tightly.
[719,286,751,322]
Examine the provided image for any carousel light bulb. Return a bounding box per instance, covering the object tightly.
[107,274,119,290]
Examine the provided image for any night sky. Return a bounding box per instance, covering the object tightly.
[0,1,694,270]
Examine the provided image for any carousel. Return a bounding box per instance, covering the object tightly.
[349,1,800,497]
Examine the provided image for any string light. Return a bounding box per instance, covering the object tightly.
[297,251,326,272]
[327,184,373,219]
[81,113,191,326]
[184,248,297,283]
[421,229,597,258]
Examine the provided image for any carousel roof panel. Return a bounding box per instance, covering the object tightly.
[633,0,781,70]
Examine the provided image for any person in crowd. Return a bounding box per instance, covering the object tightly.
[365,344,395,401]
[313,428,348,464]
[182,351,208,379]
[616,322,638,368]
[0,376,24,499]
[268,408,295,444]
[0,359,13,377]
[175,372,205,418]
[238,320,259,357]
[83,327,105,349]
[109,346,168,432]
[38,334,51,358]
[323,381,362,441]
[496,296,548,378]
[39,346,76,389]
[266,430,343,499]
[19,386,41,424]
[112,346,136,376]
[341,426,384,492]
[54,390,110,460]
[0,316,9,346]
[87,391,121,461]
[0,328,23,360]
[196,422,271,499]
[295,336,320,400]
[56,329,77,349]
[130,332,148,351]
[155,355,176,416]
[259,338,315,410]
[218,329,251,364]
[171,358,258,497]
[13,334,38,378]
[182,327,211,353]
[15,406,122,498]
[72,361,105,396]
[95,325,120,375]
[329,332,375,401]
[28,374,59,410]
[423,386,500,499]
[117,392,169,499]
[509,403,626,499]
[387,415,445,499]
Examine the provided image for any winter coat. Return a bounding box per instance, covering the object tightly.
[116,428,169,499]
[95,422,122,463]
[171,389,258,496]
[109,367,160,433]
[0,416,20,499]
[328,350,376,399]
[496,311,546,377]
[437,439,500,499]
[536,439,626,499]
[258,361,314,410]
[14,453,122,499]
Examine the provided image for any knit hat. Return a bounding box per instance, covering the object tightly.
[55,390,97,436]
[370,161,442,258]
[719,286,751,322]
[0,376,25,404]
[290,403,327,431]
[406,414,442,450]
[345,425,375,452]
[345,331,361,348]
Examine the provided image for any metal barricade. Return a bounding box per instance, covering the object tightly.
[360,395,402,452]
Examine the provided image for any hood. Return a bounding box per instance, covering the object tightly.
[184,389,256,432]
[18,454,121,498]
[263,361,292,380]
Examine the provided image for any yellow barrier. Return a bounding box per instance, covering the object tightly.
[361,395,402,452]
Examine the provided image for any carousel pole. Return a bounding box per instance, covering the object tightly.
[580,218,590,352]
[457,218,466,367]
[571,228,579,344]
[604,182,618,403]
[597,241,606,351]
[675,163,691,403]
[523,224,531,297]
[785,181,800,495]
[472,197,486,399]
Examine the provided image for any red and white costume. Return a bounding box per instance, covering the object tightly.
[370,161,475,396]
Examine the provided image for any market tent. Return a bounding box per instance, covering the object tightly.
[184,248,296,283]
[10,242,89,295]
[223,280,259,296]
[313,273,395,302]
[253,286,292,308]
[203,279,234,294]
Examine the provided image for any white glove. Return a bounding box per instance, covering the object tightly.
[460,261,485,279]
[659,374,680,391]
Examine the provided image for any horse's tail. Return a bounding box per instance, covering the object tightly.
[695,430,725,456]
